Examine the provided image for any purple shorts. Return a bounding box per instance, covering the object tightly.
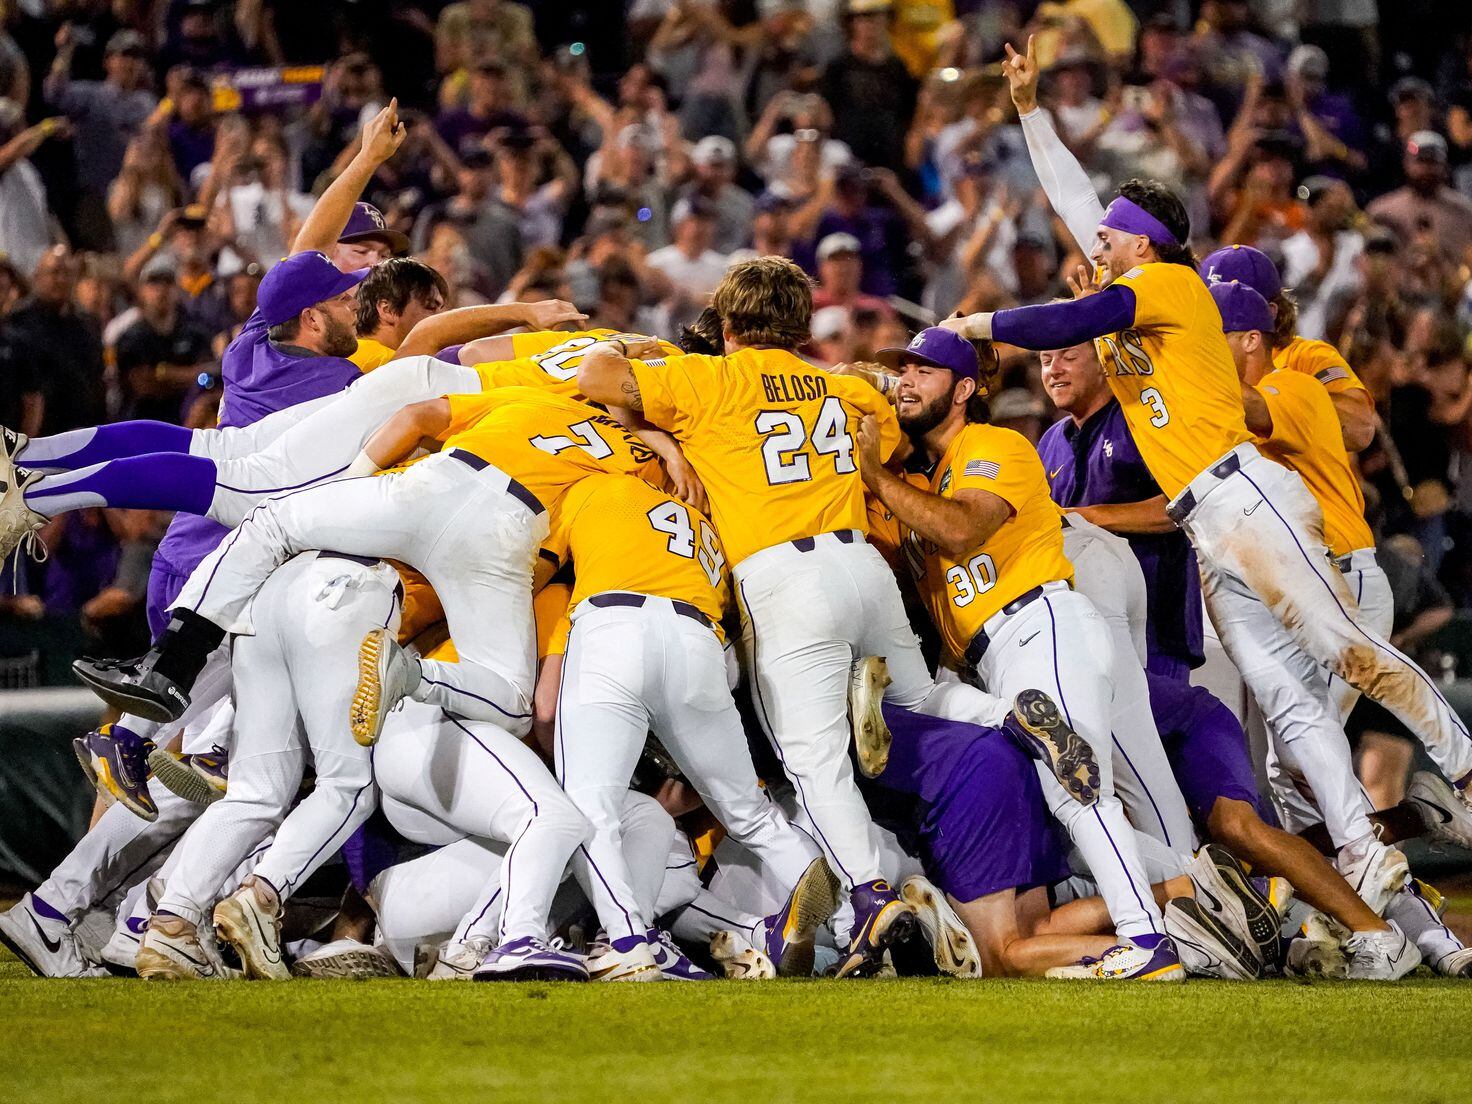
[145,559,192,638]
[1147,672,1271,825]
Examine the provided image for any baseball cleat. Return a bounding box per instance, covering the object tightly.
[585,933,662,982]
[1406,770,1472,850]
[762,856,841,978]
[0,425,29,463]
[1045,937,1185,981]
[1408,878,1447,918]
[1004,689,1100,805]
[72,651,190,724]
[213,877,290,980]
[292,939,402,979]
[0,463,46,563]
[648,928,714,980]
[1164,897,1262,980]
[1193,843,1280,967]
[710,931,776,980]
[100,916,147,975]
[1335,836,1409,916]
[75,723,157,821]
[1285,912,1350,979]
[848,655,893,778]
[148,746,228,806]
[0,893,107,978]
[136,913,235,981]
[1344,921,1421,980]
[900,875,981,978]
[1431,946,1472,977]
[474,936,589,982]
[835,879,919,979]
[427,936,492,980]
[349,628,421,747]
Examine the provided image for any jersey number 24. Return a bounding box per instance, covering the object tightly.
[754,396,854,485]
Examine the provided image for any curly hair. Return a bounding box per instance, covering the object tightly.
[711,256,812,350]
[679,306,725,355]
[1117,179,1197,268]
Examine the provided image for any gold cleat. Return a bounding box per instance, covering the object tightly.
[849,656,893,778]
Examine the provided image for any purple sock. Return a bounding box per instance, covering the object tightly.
[30,894,67,923]
[22,421,194,471]
[24,454,217,518]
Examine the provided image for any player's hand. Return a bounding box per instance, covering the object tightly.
[855,414,885,477]
[520,299,588,331]
[1065,264,1101,299]
[664,452,709,516]
[939,312,985,340]
[361,98,407,165]
[619,336,665,360]
[1002,36,1040,115]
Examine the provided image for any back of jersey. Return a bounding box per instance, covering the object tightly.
[552,473,730,634]
[476,329,681,398]
[631,346,899,565]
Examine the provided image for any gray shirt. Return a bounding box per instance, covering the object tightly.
[46,78,157,191]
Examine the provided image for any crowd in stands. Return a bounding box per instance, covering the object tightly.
[0,0,1471,682]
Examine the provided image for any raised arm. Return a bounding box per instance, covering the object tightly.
[396,299,587,359]
[1004,37,1104,254]
[943,283,1137,350]
[292,100,407,255]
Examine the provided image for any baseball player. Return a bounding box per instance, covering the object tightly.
[856,326,1182,982]
[577,257,1056,975]
[947,36,1472,910]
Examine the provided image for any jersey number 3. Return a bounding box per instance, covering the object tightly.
[648,501,726,586]
[755,396,854,485]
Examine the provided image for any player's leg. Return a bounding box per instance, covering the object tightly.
[370,837,506,975]
[1328,555,1395,721]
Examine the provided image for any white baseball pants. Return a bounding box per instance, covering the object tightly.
[1063,516,1196,857]
[972,584,1167,942]
[733,532,1011,891]
[174,450,545,735]
[555,594,818,941]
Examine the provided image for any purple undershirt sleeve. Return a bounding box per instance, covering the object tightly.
[991,284,1137,350]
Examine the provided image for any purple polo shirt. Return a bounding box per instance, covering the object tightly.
[1036,397,1204,671]
[152,303,361,594]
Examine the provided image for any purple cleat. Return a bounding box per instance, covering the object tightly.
[74,723,156,821]
[648,928,713,981]
[834,879,919,979]
[472,936,588,982]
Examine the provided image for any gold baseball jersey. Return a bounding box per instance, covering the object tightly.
[546,473,730,639]
[903,424,1075,664]
[437,387,662,510]
[1273,336,1367,396]
[631,347,901,565]
[1097,263,1253,499]
[475,329,681,397]
[351,337,397,373]
[1252,369,1373,557]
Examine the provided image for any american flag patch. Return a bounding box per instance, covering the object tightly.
[1315,367,1349,385]
[964,459,1000,480]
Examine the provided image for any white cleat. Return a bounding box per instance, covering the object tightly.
[100,919,146,974]
[1406,770,1472,850]
[1335,837,1410,916]
[1186,845,1274,966]
[213,877,290,980]
[0,894,107,977]
[1431,946,1472,978]
[1164,897,1262,980]
[136,914,235,980]
[585,934,662,982]
[1344,921,1421,980]
[427,936,492,981]
[709,931,776,980]
[0,464,46,563]
[350,628,421,747]
[1045,939,1185,982]
[900,875,981,978]
[848,656,893,778]
[293,939,402,979]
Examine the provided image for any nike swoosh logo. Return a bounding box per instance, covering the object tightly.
[1048,466,1065,480]
[1244,502,1261,516]
[1416,797,1454,825]
[1020,632,1039,646]
[1196,883,1226,914]
[28,914,62,954]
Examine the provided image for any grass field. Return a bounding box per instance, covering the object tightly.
[5,953,1472,1104]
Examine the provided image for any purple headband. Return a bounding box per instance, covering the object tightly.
[1100,196,1180,247]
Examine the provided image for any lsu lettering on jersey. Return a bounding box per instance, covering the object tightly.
[1252,369,1373,557]
[474,329,682,397]
[437,387,662,510]
[1273,335,1367,396]
[1097,263,1252,499]
[350,337,398,373]
[547,473,730,639]
[904,424,1074,665]
[631,347,901,565]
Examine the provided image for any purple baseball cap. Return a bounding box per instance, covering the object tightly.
[258,251,369,328]
[1210,281,1274,334]
[1199,244,1281,302]
[875,326,979,380]
[340,201,410,253]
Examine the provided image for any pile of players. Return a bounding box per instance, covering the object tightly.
[4,46,1472,986]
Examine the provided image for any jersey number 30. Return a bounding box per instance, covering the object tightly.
[647,501,726,586]
[754,396,854,485]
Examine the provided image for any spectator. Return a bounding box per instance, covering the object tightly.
[218,132,315,267]
[43,26,157,250]
[646,0,757,144]
[0,102,68,277]
[413,150,522,298]
[488,127,577,250]
[923,154,1020,315]
[107,128,187,259]
[1280,175,1364,340]
[682,135,754,253]
[2,246,105,434]
[794,163,921,298]
[166,68,217,187]
[1283,44,1367,177]
[113,259,217,422]
[435,0,539,100]
[1366,76,1438,194]
[0,19,26,107]
[1193,0,1283,97]
[730,192,797,262]
[644,196,731,320]
[748,91,852,196]
[1367,132,1472,266]
[823,0,919,172]
[435,61,528,160]
[811,232,893,315]
[157,1,250,73]
[584,121,678,249]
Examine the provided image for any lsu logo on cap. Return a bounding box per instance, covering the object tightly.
[909,333,926,350]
